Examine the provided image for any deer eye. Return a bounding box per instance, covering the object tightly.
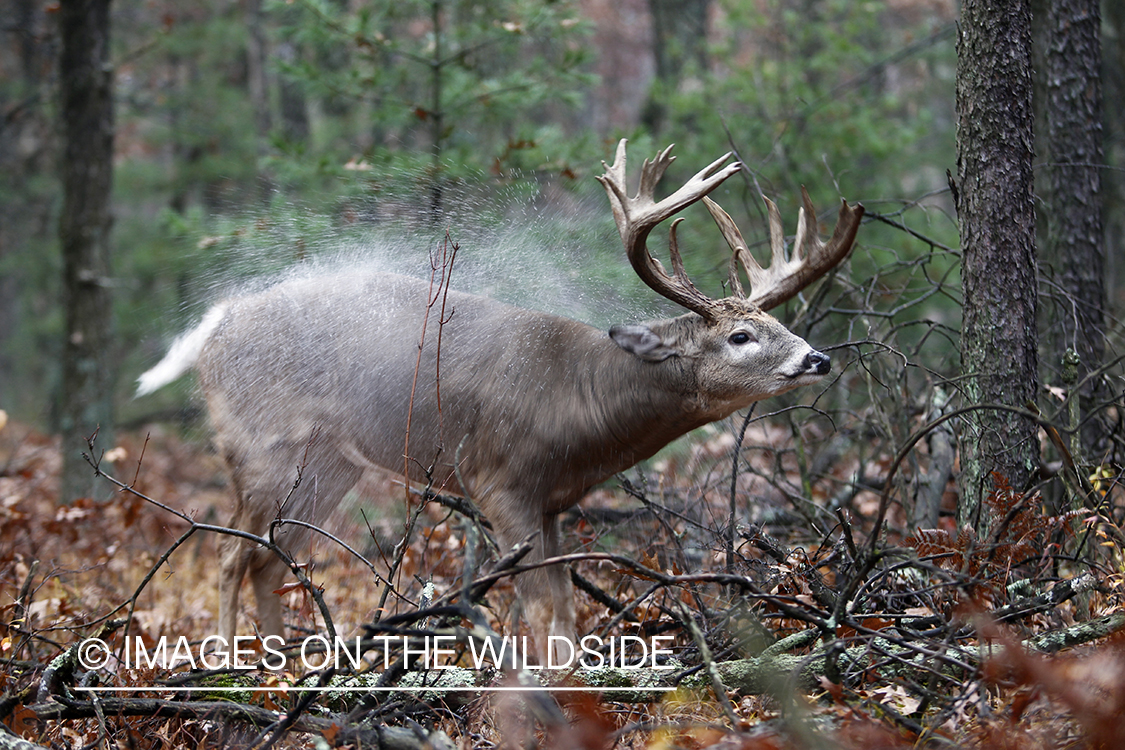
[729,331,756,346]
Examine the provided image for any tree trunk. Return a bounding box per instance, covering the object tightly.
[1103,0,1125,317]
[955,0,1039,526]
[641,0,710,134]
[246,0,272,142]
[58,0,116,502]
[1039,0,1106,459]
[0,0,55,416]
[245,0,282,205]
[277,42,310,145]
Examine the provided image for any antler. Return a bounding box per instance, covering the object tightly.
[597,139,742,322]
[703,187,864,311]
[598,139,865,318]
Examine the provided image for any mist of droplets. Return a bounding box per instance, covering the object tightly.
[169,168,682,340]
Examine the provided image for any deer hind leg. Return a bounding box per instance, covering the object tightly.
[218,531,251,646]
[217,441,362,645]
[247,552,288,640]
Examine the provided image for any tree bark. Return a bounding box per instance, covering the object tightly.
[1103,0,1125,317]
[57,0,116,502]
[1040,0,1106,458]
[955,0,1039,526]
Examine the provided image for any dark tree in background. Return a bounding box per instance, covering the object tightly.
[0,0,55,413]
[955,0,1040,526]
[642,0,710,134]
[1105,1,1125,302]
[1040,0,1107,459]
[58,0,116,502]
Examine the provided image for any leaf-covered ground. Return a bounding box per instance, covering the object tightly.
[2,416,1124,749]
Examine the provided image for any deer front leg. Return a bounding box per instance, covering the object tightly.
[540,512,577,666]
[486,497,576,666]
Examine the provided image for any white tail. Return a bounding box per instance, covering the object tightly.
[136,303,228,396]
[138,141,863,663]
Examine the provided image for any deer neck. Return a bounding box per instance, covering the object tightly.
[589,337,714,466]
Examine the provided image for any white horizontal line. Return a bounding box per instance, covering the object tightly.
[75,685,674,693]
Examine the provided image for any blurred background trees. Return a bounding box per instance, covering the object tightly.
[1034,0,1108,461]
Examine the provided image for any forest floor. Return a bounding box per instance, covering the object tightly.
[2,417,1124,749]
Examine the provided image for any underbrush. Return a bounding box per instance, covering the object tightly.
[2,414,1123,749]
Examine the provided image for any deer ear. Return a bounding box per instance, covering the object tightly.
[609,324,679,362]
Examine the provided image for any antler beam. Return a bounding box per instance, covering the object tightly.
[597,139,742,322]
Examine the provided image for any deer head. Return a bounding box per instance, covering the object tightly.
[597,140,864,414]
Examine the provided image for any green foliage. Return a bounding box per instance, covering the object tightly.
[267,0,595,195]
[642,3,952,229]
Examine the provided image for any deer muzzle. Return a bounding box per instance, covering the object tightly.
[805,350,831,375]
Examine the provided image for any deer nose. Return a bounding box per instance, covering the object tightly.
[806,351,831,375]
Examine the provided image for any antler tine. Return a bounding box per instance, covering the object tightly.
[702,196,753,298]
[597,139,742,321]
[637,144,677,202]
[790,186,820,265]
[666,218,693,288]
[598,139,630,212]
[705,188,865,312]
[764,195,790,280]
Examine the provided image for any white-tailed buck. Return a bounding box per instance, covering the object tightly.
[137,140,863,662]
